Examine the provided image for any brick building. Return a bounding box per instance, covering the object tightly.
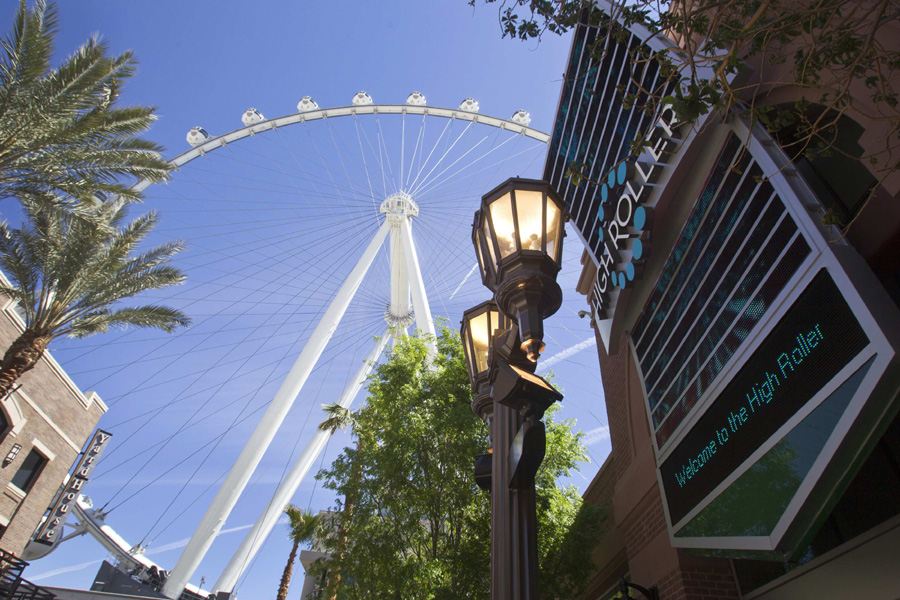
[0,274,107,556]
[545,5,900,599]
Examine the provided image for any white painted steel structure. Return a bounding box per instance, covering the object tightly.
[214,332,392,593]
[27,98,549,598]
[145,100,551,598]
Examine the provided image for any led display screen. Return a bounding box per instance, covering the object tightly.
[661,269,869,525]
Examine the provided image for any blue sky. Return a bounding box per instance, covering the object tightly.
[5,1,612,596]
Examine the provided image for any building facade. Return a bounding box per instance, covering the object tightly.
[0,276,107,556]
[545,8,900,599]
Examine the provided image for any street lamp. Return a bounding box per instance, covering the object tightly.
[462,301,510,494]
[463,177,568,600]
[460,300,510,423]
[472,178,566,362]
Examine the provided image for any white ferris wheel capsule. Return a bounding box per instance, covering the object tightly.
[297,96,319,112]
[406,91,426,106]
[352,91,373,106]
[511,109,532,126]
[241,108,264,126]
[186,126,210,146]
[459,97,480,113]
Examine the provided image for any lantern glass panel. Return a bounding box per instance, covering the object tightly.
[515,190,544,252]
[468,310,494,374]
[489,193,517,258]
[482,216,498,271]
[474,232,487,279]
[546,198,562,263]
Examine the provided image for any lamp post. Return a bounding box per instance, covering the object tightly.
[462,178,567,600]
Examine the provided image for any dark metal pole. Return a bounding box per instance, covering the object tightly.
[490,400,520,599]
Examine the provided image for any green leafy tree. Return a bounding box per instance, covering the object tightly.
[0,201,189,399]
[276,505,321,600]
[0,0,171,211]
[317,402,358,600]
[316,328,604,600]
[473,0,900,231]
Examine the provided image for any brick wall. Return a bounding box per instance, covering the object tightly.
[657,564,740,600]
[622,491,668,559]
[0,303,105,555]
[585,328,739,600]
[594,329,634,481]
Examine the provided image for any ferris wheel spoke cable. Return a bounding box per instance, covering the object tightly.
[404,112,428,192]
[82,226,380,405]
[140,305,372,544]
[406,120,475,198]
[412,134,536,201]
[70,231,378,398]
[415,141,547,204]
[352,113,389,201]
[300,120,374,247]
[405,114,452,195]
[373,113,397,191]
[94,300,382,426]
[202,140,369,202]
[96,256,388,478]
[351,115,380,214]
[409,131,497,198]
[93,321,386,486]
[175,159,368,203]
[103,306,385,518]
[407,114,463,195]
[72,308,384,392]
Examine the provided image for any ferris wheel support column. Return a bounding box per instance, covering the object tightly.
[161,219,392,599]
[214,329,392,594]
[400,219,436,356]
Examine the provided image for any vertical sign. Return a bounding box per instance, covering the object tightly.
[33,429,112,545]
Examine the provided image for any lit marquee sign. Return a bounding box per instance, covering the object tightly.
[660,271,869,525]
[593,105,681,318]
[33,429,112,545]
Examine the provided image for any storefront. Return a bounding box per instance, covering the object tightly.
[547,8,900,599]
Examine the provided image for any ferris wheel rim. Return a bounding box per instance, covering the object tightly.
[131,103,550,194]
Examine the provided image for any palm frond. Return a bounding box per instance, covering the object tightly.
[283,505,321,545]
[318,403,355,434]
[63,305,190,338]
[0,202,188,341]
[0,0,171,209]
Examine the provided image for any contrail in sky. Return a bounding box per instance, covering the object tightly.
[449,264,478,299]
[30,523,256,582]
[536,336,595,373]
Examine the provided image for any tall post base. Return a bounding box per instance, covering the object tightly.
[490,401,541,600]
[510,485,539,600]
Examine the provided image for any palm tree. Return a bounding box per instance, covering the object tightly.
[276,504,320,600]
[317,403,358,600]
[318,403,355,436]
[0,0,171,211]
[0,200,189,399]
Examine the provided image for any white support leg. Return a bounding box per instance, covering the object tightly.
[162,220,392,599]
[389,227,411,324]
[213,330,391,594]
[399,218,437,356]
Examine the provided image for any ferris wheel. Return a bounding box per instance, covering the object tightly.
[28,91,589,599]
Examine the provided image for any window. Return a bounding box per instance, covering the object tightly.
[10,449,47,493]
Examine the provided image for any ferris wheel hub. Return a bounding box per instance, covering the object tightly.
[380,190,419,225]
